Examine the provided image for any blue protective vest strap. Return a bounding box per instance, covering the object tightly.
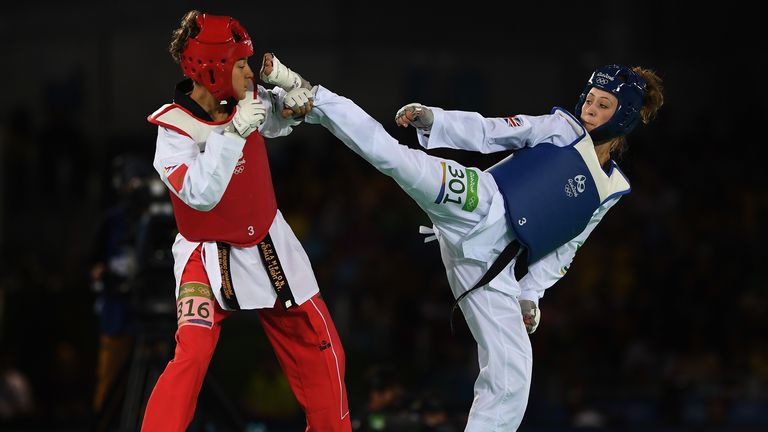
[488,108,631,263]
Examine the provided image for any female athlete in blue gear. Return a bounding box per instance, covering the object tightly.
[265,56,664,431]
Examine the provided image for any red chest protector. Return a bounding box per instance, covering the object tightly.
[148,104,277,247]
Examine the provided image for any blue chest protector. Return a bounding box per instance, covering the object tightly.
[488,108,631,263]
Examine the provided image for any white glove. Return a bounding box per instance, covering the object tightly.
[395,103,434,131]
[226,93,266,139]
[519,300,540,334]
[260,54,308,91]
[283,87,313,113]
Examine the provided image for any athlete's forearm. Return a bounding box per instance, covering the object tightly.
[154,128,243,211]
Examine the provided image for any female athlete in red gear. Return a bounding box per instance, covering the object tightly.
[141,11,350,431]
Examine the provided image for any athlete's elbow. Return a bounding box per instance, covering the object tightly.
[186,192,222,212]
[190,202,217,212]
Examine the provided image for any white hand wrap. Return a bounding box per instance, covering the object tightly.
[260,55,304,91]
[227,93,266,138]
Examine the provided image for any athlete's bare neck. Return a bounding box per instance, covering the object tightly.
[191,83,229,121]
[594,139,619,166]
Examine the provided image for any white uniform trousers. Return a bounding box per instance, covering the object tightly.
[307,86,533,431]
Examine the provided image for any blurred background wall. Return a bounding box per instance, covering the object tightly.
[0,1,764,431]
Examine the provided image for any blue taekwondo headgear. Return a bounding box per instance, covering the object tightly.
[575,64,647,142]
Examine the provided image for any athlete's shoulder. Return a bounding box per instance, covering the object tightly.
[549,107,585,133]
[148,103,176,123]
[149,105,221,143]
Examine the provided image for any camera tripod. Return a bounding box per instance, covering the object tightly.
[93,301,247,432]
[94,209,247,431]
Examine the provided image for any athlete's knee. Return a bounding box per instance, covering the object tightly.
[171,326,217,363]
[332,339,346,365]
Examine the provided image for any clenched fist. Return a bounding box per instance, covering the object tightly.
[395,103,434,130]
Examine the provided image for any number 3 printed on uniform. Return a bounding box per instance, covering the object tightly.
[434,161,479,212]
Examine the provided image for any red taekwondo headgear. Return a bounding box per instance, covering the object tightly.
[180,14,254,101]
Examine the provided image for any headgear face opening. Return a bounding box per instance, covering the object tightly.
[575,64,647,142]
[180,14,254,101]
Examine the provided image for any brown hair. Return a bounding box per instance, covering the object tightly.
[610,66,665,158]
[634,66,664,125]
[169,10,201,64]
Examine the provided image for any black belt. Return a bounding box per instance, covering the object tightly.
[450,239,528,333]
[216,242,241,310]
[216,234,298,311]
[256,234,297,309]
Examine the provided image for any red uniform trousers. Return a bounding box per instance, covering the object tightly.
[141,246,351,431]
